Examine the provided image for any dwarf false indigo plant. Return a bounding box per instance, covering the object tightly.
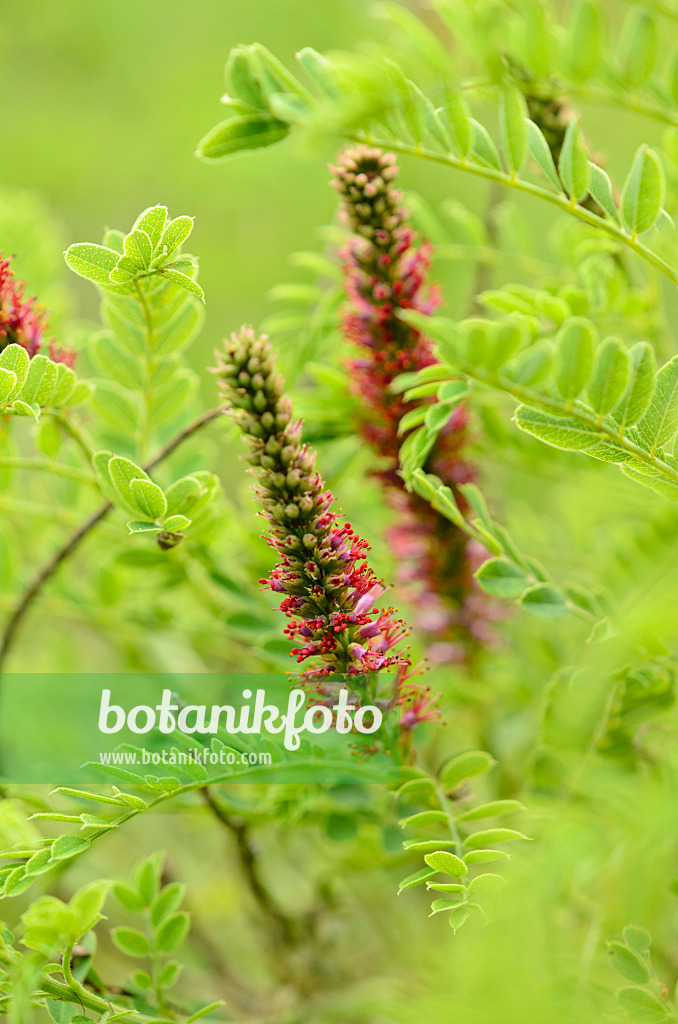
[331,145,492,661]
[213,326,438,739]
[8,2,678,1022]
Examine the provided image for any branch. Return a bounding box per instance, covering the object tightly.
[351,133,678,289]
[0,406,223,674]
[201,787,299,949]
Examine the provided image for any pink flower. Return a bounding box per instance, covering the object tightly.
[214,327,430,733]
[0,256,75,366]
[331,146,493,660]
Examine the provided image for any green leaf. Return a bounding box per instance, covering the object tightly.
[63,379,93,408]
[0,344,30,401]
[65,243,120,285]
[429,897,464,916]
[485,320,526,371]
[130,478,168,521]
[555,317,596,401]
[50,365,78,407]
[474,558,528,598]
[465,849,511,864]
[621,8,658,88]
[296,47,340,99]
[458,800,524,822]
[164,475,204,517]
[186,1002,225,1024]
[464,828,529,848]
[133,206,168,248]
[51,835,91,861]
[92,333,143,390]
[636,356,678,454]
[514,406,600,452]
[622,463,678,502]
[0,367,17,404]
[3,867,31,897]
[155,912,189,953]
[151,883,185,927]
[526,120,561,191]
[621,147,665,235]
[148,368,198,427]
[426,882,466,893]
[123,229,153,270]
[624,926,652,955]
[448,904,472,932]
[162,514,191,532]
[499,87,528,174]
[402,839,456,852]
[108,456,151,513]
[127,521,160,534]
[91,380,139,434]
[159,268,205,303]
[70,880,109,934]
[469,118,502,171]
[558,120,590,202]
[226,46,267,108]
[154,300,204,357]
[136,854,162,905]
[20,354,58,406]
[424,851,468,877]
[12,399,40,419]
[440,751,495,790]
[24,849,54,877]
[197,114,289,161]
[609,941,650,984]
[112,927,151,958]
[159,960,182,988]
[520,583,569,619]
[524,1,552,76]
[398,868,437,893]
[613,342,656,430]
[162,215,194,254]
[617,986,670,1022]
[587,337,630,416]
[442,92,471,157]
[588,164,621,223]
[568,0,603,80]
[113,882,145,913]
[400,810,449,828]
[467,873,506,895]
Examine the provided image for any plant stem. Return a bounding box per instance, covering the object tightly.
[0,406,223,674]
[50,411,95,461]
[61,940,92,1011]
[350,133,678,289]
[201,787,299,949]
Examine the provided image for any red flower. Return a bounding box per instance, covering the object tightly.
[0,256,75,366]
[214,326,430,731]
[331,146,491,660]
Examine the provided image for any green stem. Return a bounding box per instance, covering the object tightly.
[469,366,678,485]
[433,781,464,859]
[39,972,163,1022]
[349,133,678,289]
[50,411,96,461]
[134,280,157,463]
[61,941,92,1011]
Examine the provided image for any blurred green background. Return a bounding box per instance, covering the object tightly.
[1,1,386,347]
